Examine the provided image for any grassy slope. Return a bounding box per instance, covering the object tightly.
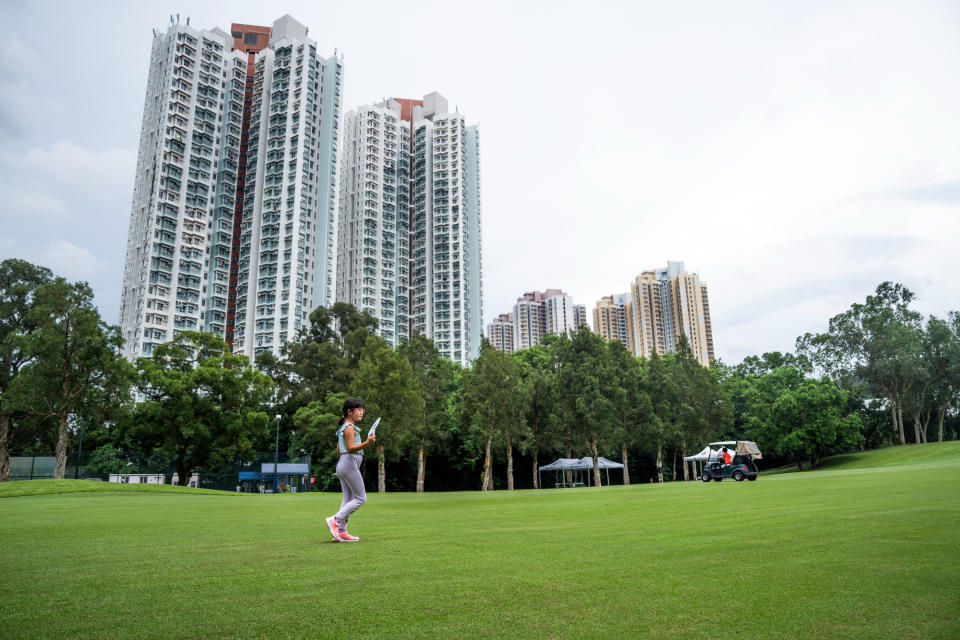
[817,440,960,469]
[1,443,958,639]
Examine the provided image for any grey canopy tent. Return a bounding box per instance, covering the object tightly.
[538,456,625,488]
[539,458,581,487]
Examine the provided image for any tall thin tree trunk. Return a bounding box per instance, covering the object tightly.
[590,437,601,487]
[54,413,68,480]
[655,443,663,483]
[531,448,538,489]
[564,430,572,484]
[416,439,425,493]
[377,444,385,493]
[937,406,946,442]
[890,403,898,444]
[506,433,514,490]
[0,413,11,482]
[672,449,678,483]
[482,436,492,492]
[897,403,906,444]
[621,442,630,486]
[682,440,689,481]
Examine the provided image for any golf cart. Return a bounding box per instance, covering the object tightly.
[699,441,761,482]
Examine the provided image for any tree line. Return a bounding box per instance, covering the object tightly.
[2,257,958,488]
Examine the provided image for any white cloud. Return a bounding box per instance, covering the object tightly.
[0,141,134,325]
[0,35,61,137]
[33,240,103,284]
[0,142,135,224]
[21,142,136,199]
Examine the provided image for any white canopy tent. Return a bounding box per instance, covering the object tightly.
[683,446,722,477]
[683,446,718,462]
[538,456,625,488]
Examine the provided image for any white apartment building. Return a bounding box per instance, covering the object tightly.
[336,101,410,346]
[513,297,545,351]
[233,17,342,359]
[487,289,585,353]
[119,15,342,362]
[544,293,583,337]
[337,92,482,366]
[119,21,247,359]
[485,313,515,354]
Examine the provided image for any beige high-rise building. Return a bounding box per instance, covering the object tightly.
[629,270,668,358]
[664,273,715,365]
[593,261,715,366]
[593,293,633,351]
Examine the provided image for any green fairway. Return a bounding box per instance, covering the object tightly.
[2,443,959,639]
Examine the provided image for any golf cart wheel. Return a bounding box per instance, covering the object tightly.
[733,471,745,482]
[701,471,710,482]
[747,475,757,481]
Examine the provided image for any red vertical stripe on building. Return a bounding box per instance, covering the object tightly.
[225,23,270,347]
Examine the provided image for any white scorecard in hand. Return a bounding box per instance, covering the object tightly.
[368,417,381,437]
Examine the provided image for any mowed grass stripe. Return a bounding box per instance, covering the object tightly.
[1,443,958,639]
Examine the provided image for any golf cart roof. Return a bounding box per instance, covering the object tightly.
[708,440,763,459]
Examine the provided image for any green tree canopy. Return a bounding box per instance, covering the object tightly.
[797,282,924,445]
[257,302,379,416]
[606,340,650,485]
[460,340,525,490]
[512,343,562,488]
[127,331,273,485]
[7,277,132,479]
[0,259,53,481]
[400,334,459,492]
[723,364,863,470]
[292,391,346,491]
[553,328,615,486]
[351,334,420,492]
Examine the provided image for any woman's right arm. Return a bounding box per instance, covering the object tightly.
[342,425,375,454]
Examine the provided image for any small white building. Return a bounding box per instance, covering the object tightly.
[109,474,165,484]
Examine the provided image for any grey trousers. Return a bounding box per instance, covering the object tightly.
[335,453,366,523]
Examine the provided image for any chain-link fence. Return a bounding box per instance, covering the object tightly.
[9,456,59,481]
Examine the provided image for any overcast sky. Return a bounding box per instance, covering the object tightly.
[1,0,958,363]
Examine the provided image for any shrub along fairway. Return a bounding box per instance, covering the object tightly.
[2,443,959,640]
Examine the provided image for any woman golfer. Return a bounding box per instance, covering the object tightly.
[326,398,375,542]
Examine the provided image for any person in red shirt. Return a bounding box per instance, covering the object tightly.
[721,447,732,465]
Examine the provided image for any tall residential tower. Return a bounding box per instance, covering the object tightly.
[487,289,586,353]
[119,15,342,362]
[337,92,482,366]
[592,261,715,366]
[233,17,342,359]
